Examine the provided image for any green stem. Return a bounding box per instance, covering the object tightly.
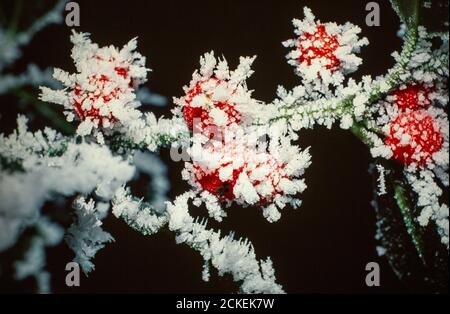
[393,180,426,264]
[350,123,374,146]
[264,96,354,125]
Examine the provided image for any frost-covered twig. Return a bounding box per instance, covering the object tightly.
[112,188,284,294]
[112,187,168,235]
[0,116,134,252]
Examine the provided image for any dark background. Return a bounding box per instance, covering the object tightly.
[0,0,419,293]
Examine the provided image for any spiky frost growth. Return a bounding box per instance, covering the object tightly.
[121,112,189,152]
[39,30,148,136]
[173,51,259,134]
[283,7,368,86]
[112,188,284,293]
[66,197,114,274]
[166,192,284,293]
[112,187,168,235]
[183,127,311,222]
[0,116,134,252]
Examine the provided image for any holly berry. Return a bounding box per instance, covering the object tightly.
[72,64,134,127]
[191,144,290,205]
[297,24,341,71]
[182,78,241,132]
[392,83,431,111]
[385,111,443,166]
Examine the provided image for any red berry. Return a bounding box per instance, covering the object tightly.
[392,84,431,111]
[191,144,290,205]
[72,75,120,127]
[114,66,129,78]
[71,63,135,126]
[182,105,208,130]
[195,165,243,202]
[385,111,443,166]
[298,24,341,71]
[182,78,241,132]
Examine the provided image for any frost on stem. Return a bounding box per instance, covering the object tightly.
[112,187,168,235]
[0,116,135,252]
[118,112,189,152]
[407,170,449,248]
[376,164,387,196]
[166,192,284,294]
[112,188,284,294]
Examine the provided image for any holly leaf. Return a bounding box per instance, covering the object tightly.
[390,0,419,29]
[393,180,426,265]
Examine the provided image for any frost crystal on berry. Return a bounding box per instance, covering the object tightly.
[283,7,368,85]
[39,30,148,135]
[385,110,443,166]
[174,52,259,137]
[183,130,311,222]
[388,83,433,111]
[2,1,449,294]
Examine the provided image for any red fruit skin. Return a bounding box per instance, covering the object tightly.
[297,24,341,71]
[195,165,243,202]
[392,84,431,111]
[385,111,443,167]
[181,78,242,133]
[72,66,134,126]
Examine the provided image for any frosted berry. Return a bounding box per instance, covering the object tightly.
[385,111,443,166]
[391,84,432,111]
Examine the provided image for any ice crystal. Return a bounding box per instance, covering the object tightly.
[283,7,368,86]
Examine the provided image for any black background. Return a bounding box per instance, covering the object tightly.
[0,0,424,293]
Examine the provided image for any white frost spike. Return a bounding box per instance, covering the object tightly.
[165,192,285,293]
[66,197,114,274]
